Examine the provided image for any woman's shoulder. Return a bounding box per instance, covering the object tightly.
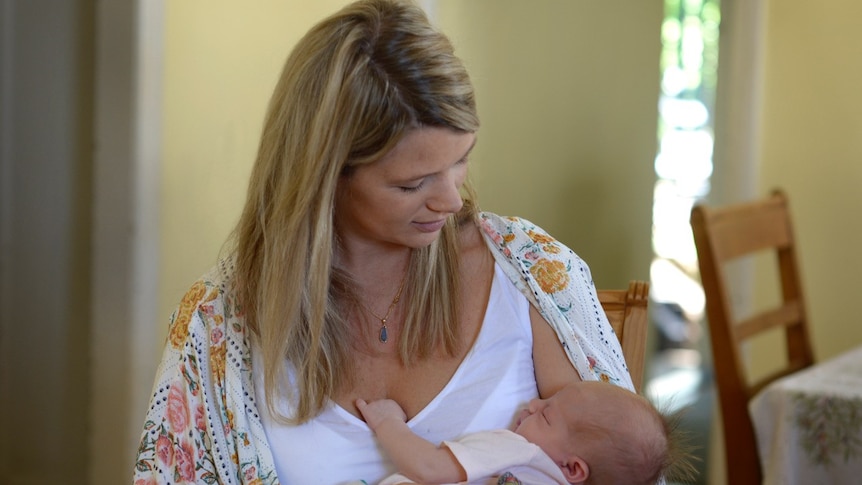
[476,211,577,259]
[477,211,558,238]
[165,256,244,351]
[175,257,238,314]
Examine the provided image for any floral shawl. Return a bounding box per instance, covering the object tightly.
[132,212,633,484]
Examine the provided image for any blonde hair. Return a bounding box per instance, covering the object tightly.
[230,0,479,424]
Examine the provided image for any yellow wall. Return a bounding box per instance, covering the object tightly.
[160,0,353,342]
[159,0,663,344]
[706,2,862,483]
[756,0,862,364]
[437,0,661,291]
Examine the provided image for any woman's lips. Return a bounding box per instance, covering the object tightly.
[413,219,446,233]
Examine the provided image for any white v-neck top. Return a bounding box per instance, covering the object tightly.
[253,262,538,485]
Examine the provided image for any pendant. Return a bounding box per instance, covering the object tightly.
[379,323,388,343]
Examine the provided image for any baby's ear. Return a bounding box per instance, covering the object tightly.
[560,456,588,484]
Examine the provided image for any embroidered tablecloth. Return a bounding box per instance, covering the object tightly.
[750,345,862,485]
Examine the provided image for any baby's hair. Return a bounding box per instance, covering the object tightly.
[654,398,701,484]
[566,383,699,485]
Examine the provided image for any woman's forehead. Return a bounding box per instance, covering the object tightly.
[374,127,475,173]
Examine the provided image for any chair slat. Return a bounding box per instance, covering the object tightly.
[598,280,649,393]
[734,301,803,341]
[707,197,794,261]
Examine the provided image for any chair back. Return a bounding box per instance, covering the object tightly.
[598,280,650,393]
[690,189,815,485]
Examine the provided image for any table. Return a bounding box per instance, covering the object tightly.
[749,345,862,485]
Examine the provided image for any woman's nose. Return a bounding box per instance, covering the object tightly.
[427,176,464,214]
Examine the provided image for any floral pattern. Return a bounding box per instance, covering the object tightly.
[529,259,569,294]
[478,213,632,388]
[134,259,277,484]
[792,392,862,466]
[169,281,206,350]
[133,213,633,484]
[497,471,523,484]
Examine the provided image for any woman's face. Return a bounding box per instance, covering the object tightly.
[335,126,476,252]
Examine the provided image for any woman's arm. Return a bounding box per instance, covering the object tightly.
[530,305,582,398]
[356,399,467,484]
[477,212,635,392]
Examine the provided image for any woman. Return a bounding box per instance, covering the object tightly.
[133,1,633,484]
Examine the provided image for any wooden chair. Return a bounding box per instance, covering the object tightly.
[690,189,815,485]
[598,280,650,393]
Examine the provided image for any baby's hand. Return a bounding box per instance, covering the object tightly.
[355,398,407,431]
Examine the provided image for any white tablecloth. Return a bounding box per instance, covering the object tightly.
[750,345,862,485]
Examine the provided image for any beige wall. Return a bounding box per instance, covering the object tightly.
[437,0,661,291]
[753,0,862,366]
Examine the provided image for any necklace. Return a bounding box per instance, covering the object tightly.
[362,276,407,343]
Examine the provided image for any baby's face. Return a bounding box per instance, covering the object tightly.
[514,383,586,464]
[514,381,628,462]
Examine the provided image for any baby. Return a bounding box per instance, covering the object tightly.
[357,381,691,485]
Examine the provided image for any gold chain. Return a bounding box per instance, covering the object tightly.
[362,275,407,343]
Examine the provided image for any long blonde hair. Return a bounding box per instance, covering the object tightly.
[230,0,479,424]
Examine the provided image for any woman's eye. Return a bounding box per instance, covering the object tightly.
[399,182,424,193]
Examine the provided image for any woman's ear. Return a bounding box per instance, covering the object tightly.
[561,456,589,484]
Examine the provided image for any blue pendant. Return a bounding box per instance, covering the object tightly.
[379,325,388,343]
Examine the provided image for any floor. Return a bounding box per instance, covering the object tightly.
[645,343,715,484]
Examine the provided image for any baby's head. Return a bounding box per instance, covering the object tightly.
[514,381,669,485]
